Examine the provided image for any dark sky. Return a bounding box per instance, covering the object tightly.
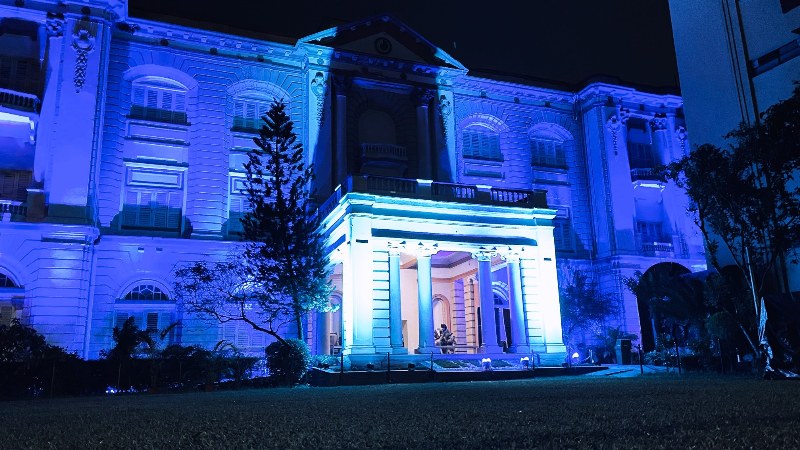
[130,0,679,93]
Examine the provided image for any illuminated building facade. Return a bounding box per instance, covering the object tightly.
[0,1,706,361]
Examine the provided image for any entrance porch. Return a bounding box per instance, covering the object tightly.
[313,175,567,363]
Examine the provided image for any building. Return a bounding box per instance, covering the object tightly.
[670,0,800,295]
[0,1,706,362]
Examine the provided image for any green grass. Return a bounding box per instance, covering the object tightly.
[2,375,799,449]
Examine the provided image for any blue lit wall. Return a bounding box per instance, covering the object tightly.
[0,1,707,359]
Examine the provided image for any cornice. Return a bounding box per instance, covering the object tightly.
[578,83,683,110]
[455,75,575,106]
[114,17,306,69]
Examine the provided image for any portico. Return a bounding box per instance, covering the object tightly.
[315,175,566,361]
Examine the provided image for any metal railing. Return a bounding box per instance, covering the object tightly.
[316,175,549,220]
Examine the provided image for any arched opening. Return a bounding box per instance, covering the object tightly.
[0,270,24,326]
[432,295,451,331]
[115,281,177,344]
[634,262,692,352]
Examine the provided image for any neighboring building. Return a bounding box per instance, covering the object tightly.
[0,1,705,362]
[669,0,800,291]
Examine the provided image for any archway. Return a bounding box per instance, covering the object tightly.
[634,262,691,352]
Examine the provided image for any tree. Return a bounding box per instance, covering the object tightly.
[241,98,332,340]
[663,83,800,357]
[558,265,618,357]
[174,99,332,347]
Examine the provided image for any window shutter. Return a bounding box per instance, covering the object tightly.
[146,89,159,120]
[132,86,145,105]
[115,312,132,328]
[122,190,140,227]
[152,191,169,228]
[166,191,182,230]
[236,324,249,348]
[146,312,159,332]
[223,322,236,343]
[0,306,13,326]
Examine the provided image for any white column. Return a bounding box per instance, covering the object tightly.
[315,310,332,355]
[333,76,349,185]
[415,243,438,353]
[388,242,407,353]
[504,251,530,353]
[413,88,434,180]
[474,250,502,353]
[344,215,375,354]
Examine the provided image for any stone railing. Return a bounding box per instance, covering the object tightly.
[638,239,674,257]
[360,143,408,160]
[630,167,665,182]
[316,175,548,220]
[0,200,27,222]
[0,88,40,113]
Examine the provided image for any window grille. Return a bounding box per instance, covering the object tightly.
[123,284,170,301]
[232,100,268,132]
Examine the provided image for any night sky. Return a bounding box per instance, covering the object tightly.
[130,0,679,93]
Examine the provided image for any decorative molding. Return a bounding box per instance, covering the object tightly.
[45,15,65,37]
[676,126,687,153]
[387,240,406,256]
[310,71,327,124]
[72,19,98,93]
[650,113,667,131]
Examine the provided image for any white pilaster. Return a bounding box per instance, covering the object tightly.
[474,250,502,353]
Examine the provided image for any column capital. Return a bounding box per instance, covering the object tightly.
[471,248,497,261]
[332,74,351,95]
[414,241,438,257]
[411,87,435,107]
[649,112,668,131]
[498,247,523,263]
[387,240,406,256]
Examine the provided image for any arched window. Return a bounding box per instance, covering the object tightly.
[530,123,571,169]
[123,284,170,301]
[531,138,566,168]
[0,270,23,327]
[116,282,176,336]
[462,125,503,161]
[130,77,188,125]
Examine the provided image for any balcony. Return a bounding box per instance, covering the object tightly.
[316,175,548,221]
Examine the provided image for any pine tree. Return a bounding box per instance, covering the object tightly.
[241,99,332,340]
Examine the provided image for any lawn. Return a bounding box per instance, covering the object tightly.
[2,374,799,449]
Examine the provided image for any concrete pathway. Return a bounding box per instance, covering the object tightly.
[582,364,671,378]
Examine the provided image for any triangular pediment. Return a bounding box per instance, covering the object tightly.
[299,15,466,70]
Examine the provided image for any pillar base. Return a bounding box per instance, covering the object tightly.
[478,344,503,354]
[415,346,440,354]
[509,345,530,354]
[391,346,409,355]
[345,344,376,355]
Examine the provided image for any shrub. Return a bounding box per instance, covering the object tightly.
[266,338,311,386]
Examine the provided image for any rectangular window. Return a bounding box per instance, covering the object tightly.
[532,139,566,168]
[553,217,574,251]
[463,129,503,161]
[0,170,31,202]
[131,85,187,125]
[636,221,665,243]
[122,188,183,230]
